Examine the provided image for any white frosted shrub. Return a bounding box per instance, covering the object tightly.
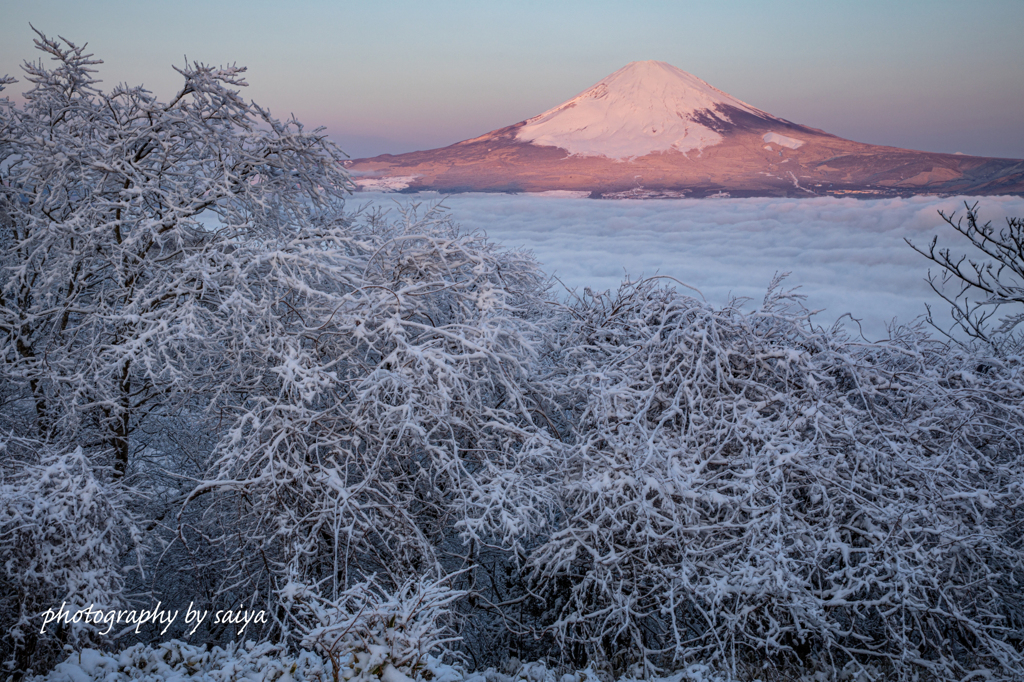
[30,640,328,682]
[0,443,142,677]
[531,277,1024,680]
[186,204,561,639]
[281,573,464,682]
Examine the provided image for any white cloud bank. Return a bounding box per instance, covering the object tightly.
[354,192,1024,340]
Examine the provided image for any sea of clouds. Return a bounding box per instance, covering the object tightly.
[353,192,1024,340]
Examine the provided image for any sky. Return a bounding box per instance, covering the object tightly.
[354,193,1024,340]
[1,0,1022,160]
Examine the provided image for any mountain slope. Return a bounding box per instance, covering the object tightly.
[347,61,1024,198]
[514,61,785,159]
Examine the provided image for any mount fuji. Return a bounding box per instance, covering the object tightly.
[346,61,1024,198]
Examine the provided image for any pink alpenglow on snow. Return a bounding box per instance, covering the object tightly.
[762,132,805,150]
[516,60,781,160]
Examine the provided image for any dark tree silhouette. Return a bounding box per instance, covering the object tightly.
[908,203,1024,351]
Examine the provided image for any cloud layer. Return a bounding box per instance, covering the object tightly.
[356,192,1024,340]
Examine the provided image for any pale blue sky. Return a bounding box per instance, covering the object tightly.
[2,0,1022,159]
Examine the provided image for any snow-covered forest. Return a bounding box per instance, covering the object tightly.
[1,33,1023,682]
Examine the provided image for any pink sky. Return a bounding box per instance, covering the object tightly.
[2,1,1022,160]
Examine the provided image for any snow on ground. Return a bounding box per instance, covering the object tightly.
[526,190,593,198]
[31,641,883,682]
[354,175,420,192]
[353,192,1024,340]
[26,641,762,682]
[515,61,778,160]
[762,132,804,149]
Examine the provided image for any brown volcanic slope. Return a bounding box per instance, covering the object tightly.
[347,62,1024,199]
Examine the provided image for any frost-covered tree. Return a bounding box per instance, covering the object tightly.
[530,277,1024,680]
[179,204,561,648]
[0,29,353,476]
[2,30,560,669]
[0,28,353,671]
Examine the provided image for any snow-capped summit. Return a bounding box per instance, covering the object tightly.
[516,61,778,159]
[347,62,1024,198]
